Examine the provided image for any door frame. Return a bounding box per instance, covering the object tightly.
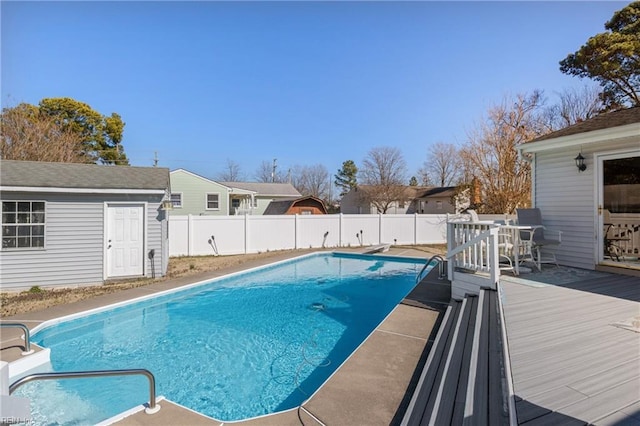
[103,202,148,280]
[594,148,638,265]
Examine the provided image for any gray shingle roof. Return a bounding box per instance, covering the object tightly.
[0,160,170,191]
[221,182,301,197]
[527,107,640,143]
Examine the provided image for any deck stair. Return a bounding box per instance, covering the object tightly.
[401,288,511,425]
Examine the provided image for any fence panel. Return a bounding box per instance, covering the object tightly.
[168,216,189,256]
[297,215,341,248]
[192,215,246,256]
[340,214,381,247]
[168,213,448,257]
[380,215,416,245]
[416,214,449,244]
[247,215,296,253]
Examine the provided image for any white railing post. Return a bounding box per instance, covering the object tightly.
[447,221,455,281]
[489,226,499,289]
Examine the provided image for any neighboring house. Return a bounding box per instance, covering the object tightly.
[0,160,171,290]
[221,181,302,215]
[519,106,640,272]
[169,169,254,216]
[169,169,302,216]
[263,196,328,215]
[340,185,458,214]
[411,186,458,214]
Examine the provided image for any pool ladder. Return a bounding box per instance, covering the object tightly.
[0,322,34,355]
[416,255,446,283]
[10,369,161,414]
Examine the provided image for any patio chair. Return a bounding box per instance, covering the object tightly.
[516,208,562,270]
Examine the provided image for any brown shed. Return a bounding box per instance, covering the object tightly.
[263,196,328,215]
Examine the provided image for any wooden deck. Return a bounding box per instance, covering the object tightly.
[501,273,640,425]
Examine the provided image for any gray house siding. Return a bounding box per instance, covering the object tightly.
[532,138,635,270]
[0,192,165,290]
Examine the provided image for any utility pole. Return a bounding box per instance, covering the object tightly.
[271,158,277,183]
[153,152,158,167]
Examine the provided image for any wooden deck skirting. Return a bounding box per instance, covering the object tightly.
[400,288,510,425]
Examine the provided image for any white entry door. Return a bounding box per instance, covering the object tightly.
[107,205,144,278]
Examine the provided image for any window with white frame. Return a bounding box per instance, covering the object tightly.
[170,193,182,208]
[252,198,258,208]
[2,201,45,249]
[206,193,220,210]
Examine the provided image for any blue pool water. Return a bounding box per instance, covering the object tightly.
[19,252,427,424]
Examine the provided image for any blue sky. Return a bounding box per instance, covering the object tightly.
[1,1,627,184]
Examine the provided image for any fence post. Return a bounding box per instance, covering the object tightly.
[244,214,249,254]
[414,213,418,245]
[379,213,383,244]
[294,214,299,249]
[188,214,193,256]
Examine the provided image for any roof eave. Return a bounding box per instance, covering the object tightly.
[0,186,167,195]
[521,122,640,154]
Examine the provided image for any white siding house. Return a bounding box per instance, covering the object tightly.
[0,160,171,290]
[520,107,640,271]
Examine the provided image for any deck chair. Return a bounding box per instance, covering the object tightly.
[516,208,562,270]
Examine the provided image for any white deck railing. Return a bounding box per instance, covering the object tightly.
[446,220,500,295]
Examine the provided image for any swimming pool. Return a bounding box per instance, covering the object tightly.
[18,252,427,424]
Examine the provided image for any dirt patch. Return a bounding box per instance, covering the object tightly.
[0,250,301,317]
[0,245,446,318]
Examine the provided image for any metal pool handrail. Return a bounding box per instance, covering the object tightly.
[1,322,33,354]
[416,254,446,283]
[9,369,161,414]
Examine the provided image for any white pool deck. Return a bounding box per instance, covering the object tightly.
[2,247,639,425]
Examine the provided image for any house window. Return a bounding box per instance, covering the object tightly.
[253,198,258,208]
[231,199,240,209]
[170,193,182,208]
[206,193,220,210]
[2,201,45,249]
[436,201,443,210]
[301,209,313,215]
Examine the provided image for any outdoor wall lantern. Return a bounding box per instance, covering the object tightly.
[575,152,587,172]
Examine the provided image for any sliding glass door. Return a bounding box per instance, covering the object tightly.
[597,151,640,267]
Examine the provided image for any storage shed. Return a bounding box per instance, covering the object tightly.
[0,160,171,290]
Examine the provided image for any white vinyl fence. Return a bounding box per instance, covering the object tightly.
[169,214,449,257]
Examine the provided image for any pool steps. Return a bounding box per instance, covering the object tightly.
[400,287,512,425]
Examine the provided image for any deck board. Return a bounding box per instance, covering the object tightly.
[501,273,640,425]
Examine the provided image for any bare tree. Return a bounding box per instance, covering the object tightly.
[254,159,285,183]
[217,158,244,181]
[291,164,330,199]
[1,103,88,163]
[543,85,605,131]
[460,92,548,214]
[360,146,409,213]
[419,142,462,187]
